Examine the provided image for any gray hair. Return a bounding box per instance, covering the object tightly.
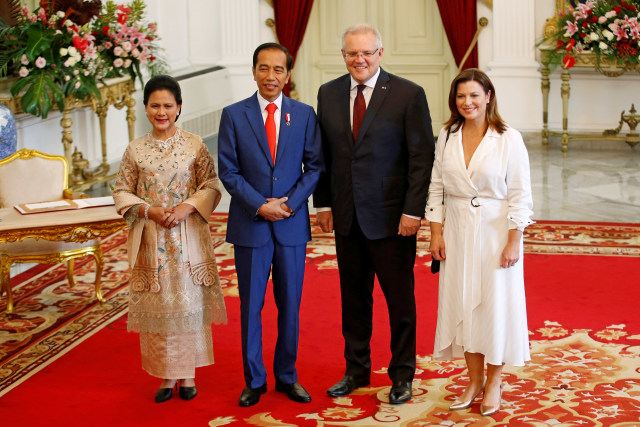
[341,24,383,51]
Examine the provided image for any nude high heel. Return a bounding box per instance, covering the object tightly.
[480,384,503,416]
[449,386,484,411]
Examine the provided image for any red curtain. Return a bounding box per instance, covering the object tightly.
[273,0,314,96]
[436,0,478,70]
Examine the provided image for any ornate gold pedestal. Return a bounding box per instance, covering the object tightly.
[0,76,136,190]
[539,49,640,154]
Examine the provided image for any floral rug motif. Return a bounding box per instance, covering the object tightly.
[1,216,640,425]
[207,322,640,426]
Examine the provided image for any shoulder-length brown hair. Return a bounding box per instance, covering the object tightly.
[443,68,507,134]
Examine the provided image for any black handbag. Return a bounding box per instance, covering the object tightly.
[430,128,450,275]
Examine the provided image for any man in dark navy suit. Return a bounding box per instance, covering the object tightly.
[313,24,435,404]
[218,43,323,407]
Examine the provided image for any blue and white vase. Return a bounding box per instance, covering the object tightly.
[0,103,17,160]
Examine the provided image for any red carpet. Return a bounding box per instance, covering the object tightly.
[1,216,639,426]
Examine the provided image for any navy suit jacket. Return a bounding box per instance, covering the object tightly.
[218,93,323,248]
[313,68,435,240]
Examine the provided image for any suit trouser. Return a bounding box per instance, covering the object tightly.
[335,215,417,383]
[235,238,307,389]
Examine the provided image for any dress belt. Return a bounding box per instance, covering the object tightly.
[448,194,503,207]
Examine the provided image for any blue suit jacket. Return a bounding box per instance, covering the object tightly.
[218,93,323,247]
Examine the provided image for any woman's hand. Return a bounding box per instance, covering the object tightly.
[429,222,446,261]
[143,206,172,227]
[163,203,196,228]
[500,229,523,268]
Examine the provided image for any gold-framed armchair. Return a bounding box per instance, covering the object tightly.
[0,149,104,314]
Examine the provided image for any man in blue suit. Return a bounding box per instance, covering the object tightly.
[218,43,323,407]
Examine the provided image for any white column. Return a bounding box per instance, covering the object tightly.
[218,0,263,100]
[484,0,541,131]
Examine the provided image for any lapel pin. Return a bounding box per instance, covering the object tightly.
[285,113,291,126]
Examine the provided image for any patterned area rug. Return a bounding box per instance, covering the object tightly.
[1,216,639,426]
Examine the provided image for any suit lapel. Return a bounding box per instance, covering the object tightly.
[339,76,353,143]
[244,94,274,167]
[355,68,391,145]
[275,95,292,166]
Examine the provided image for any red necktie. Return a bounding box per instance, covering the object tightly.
[352,84,366,141]
[265,103,277,165]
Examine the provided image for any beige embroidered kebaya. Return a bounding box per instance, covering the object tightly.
[113,128,226,378]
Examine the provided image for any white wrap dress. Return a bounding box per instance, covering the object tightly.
[426,125,533,366]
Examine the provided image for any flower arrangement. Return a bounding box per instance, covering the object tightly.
[0,0,165,119]
[0,1,102,118]
[91,0,166,85]
[543,0,640,70]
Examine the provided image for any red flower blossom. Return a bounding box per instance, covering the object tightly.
[591,16,598,22]
[614,6,622,13]
[117,13,127,24]
[117,5,132,13]
[616,41,638,57]
[563,54,576,69]
[582,21,589,27]
[566,39,576,51]
[580,32,586,38]
[73,35,89,52]
[556,40,564,50]
[102,25,110,35]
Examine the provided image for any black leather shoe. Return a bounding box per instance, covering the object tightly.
[389,381,412,404]
[275,379,312,403]
[155,383,177,403]
[239,384,267,407]
[179,385,198,401]
[326,375,370,397]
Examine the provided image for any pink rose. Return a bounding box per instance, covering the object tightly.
[123,59,132,68]
[35,57,46,68]
[19,67,29,77]
[74,81,81,89]
[113,46,124,56]
[114,58,124,67]
[21,54,29,65]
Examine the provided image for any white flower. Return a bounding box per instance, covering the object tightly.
[59,47,68,56]
[19,67,29,77]
[599,41,608,49]
[65,75,71,81]
[56,11,65,18]
[68,46,78,56]
[21,54,29,65]
[122,41,132,52]
[84,70,90,76]
[113,58,124,67]
[589,32,599,41]
[64,19,73,27]
[603,29,615,40]
[123,59,132,68]
[35,57,46,68]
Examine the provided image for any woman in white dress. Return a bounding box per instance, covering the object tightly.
[426,69,533,416]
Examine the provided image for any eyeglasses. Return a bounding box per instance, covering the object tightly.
[344,48,379,59]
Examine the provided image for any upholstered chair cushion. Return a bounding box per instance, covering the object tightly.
[0,155,65,208]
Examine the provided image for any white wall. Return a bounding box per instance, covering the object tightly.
[10,0,637,160]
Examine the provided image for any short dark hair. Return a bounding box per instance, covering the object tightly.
[252,43,293,71]
[143,75,182,121]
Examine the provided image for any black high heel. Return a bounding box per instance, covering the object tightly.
[179,385,198,401]
[155,382,178,403]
